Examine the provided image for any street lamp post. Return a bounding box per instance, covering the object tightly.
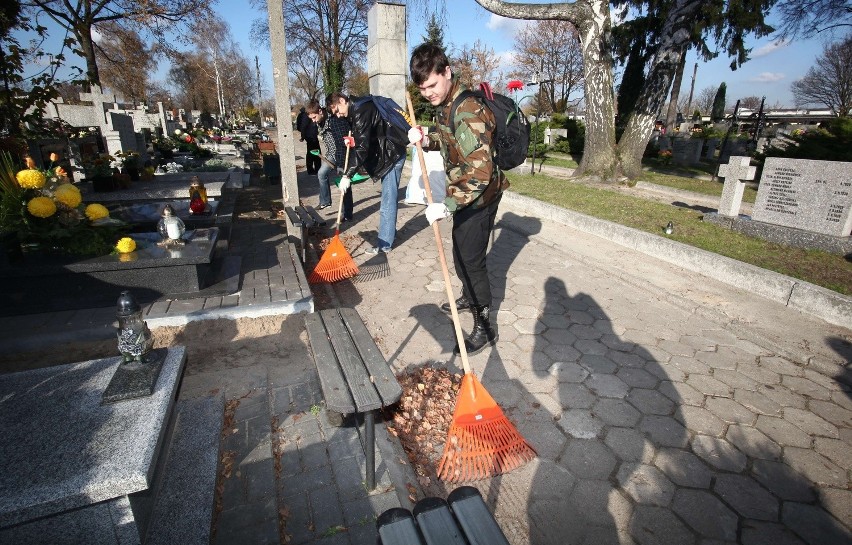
[529,78,552,176]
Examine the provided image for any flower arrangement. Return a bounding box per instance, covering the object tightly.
[84,153,116,179]
[164,162,184,173]
[0,151,127,257]
[658,149,673,165]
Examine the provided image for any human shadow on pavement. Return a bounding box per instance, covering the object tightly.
[510,277,851,544]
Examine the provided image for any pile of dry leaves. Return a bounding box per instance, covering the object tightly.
[384,365,461,491]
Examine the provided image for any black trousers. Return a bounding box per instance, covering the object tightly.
[451,194,501,308]
[305,138,320,173]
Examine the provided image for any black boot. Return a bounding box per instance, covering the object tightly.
[441,294,471,313]
[454,305,497,355]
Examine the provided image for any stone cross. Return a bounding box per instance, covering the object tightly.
[78,85,118,129]
[717,156,756,217]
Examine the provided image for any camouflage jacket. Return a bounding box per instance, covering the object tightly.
[427,77,509,211]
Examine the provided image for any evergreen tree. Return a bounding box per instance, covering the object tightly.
[423,13,445,48]
[712,83,727,122]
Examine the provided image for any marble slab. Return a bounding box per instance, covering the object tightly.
[0,346,186,528]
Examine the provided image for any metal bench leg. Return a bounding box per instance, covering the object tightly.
[365,410,375,490]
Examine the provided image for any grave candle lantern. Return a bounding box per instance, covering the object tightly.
[115,290,153,364]
[189,176,208,215]
[157,204,186,247]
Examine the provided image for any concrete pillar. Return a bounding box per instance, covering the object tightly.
[367,2,407,108]
[266,0,298,204]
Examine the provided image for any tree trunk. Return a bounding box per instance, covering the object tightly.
[664,54,686,134]
[75,22,100,86]
[616,0,700,177]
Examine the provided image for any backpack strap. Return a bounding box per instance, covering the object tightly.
[448,90,477,130]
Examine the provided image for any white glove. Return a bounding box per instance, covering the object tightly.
[338,175,351,193]
[425,202,451,225]
[407,126,428,146]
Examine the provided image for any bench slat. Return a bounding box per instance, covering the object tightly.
[295,206,315,227]
[305,313,356,413]
[284,207,303,227]
[319,309,383,412]
[339,308,402,406]
[304,206,328,226]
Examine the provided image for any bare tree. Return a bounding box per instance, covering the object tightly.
[95,22,154,103]
[475,0,773,179]
[774,0,852,39]
[249,0,369,94]
[792,34,852,116]
[738,96,763,110]
[514,20,584,113]
[21,0,215,87]
[452,39,502,89]
[693,85,718,115]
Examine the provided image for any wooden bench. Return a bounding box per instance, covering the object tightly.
[304,307,402,490]
[284,205,327,262]
[377,486,510,545]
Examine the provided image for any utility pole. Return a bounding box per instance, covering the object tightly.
[256,56,263,127]
[686,62,698,117]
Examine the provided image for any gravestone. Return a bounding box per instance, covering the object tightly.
[704,138,719,159]
[752,158,852,236]
[719,139,748,162]
[0,347,186,542]
[672,138,702,165]
[658,136,672,152]
[717,156,756,217]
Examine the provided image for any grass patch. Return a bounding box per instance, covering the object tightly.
[506,172,852,295]
[639,170,758,203]
[537,155,580,169]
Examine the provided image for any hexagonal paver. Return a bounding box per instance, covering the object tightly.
[654,447,713,488]
[559,438,618,480]
[737,363,782,385]
[759,356,803,377]
[809,400,852,428]
[693,345,746,370]
[691,435,746,471]
[600,333,634,352]
[553,383,597,409]
[640,416,689,448]
[755,415,812,448]
[608,350,647,368]
[616,463,675,506]
[783,447,847,487]
[712,368,759,390]
[725,424,782,461]
[672,489,738,540]
[759,384,807,410]
[677,406,726,436]
[750,460,817,502]
[781,376,832,400]
[705,397,757,424]
[659,380,705,406]
[627,388,675,415]
[782,502,852,545]
[679,334,718,353]
[543,342,581,362]
[542,327,575,345]
[558,408,604,438]
[714,474,779,521]
[819,488,852,534]
[585,374,629,398]
[512,318,547,335]
[604,427,655,463]
[547,361,589,383]
[569,323,604,340]
[616,367,659,389]
[740,521,808,545]
[575,339,608,356]
[593,398,642,427]
[578,354,618,374]
[686,374,732,397]
[630,505,696,545]
[782,407,839,438]
[656,339,695,358]
[735,389,783,416]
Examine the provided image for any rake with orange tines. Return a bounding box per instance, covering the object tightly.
[308,133,359,283]
[404,93,536,482]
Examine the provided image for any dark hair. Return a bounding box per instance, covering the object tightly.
[410,43,449,85]
[328,91,349,105]
[305,99,322,115]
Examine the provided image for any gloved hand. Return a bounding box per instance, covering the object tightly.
[425,202,451,225]
[342,135,355,148]
[338,176,351,193]
[407,126,428,146]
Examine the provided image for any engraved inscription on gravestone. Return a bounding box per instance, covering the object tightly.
[752,158,852,237]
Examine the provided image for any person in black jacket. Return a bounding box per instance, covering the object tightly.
[328,91,409,253]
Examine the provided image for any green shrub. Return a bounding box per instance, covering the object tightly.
[760,118,852,162]
[552,136,571,154]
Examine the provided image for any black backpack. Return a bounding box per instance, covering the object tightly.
[449,82,531,170]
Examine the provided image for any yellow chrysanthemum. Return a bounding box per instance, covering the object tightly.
[115,237,136,254]
[27,196,57,218]
[54,184,82,208]
[85,203,109,221]
[16,169,46,189]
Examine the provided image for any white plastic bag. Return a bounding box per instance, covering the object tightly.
[405,148,446,205]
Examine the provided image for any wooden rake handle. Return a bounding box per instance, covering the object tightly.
[335,130,353,229]
[405,93,473,377]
